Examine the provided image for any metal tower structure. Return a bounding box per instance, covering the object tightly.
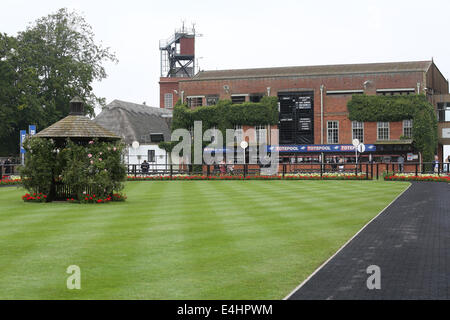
[159,23,196,78]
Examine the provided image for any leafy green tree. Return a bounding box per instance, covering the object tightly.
[0,8,117,156]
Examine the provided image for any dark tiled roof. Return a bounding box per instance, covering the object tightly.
[190,61,433,81]
[93,100,172,144]
[35,115,120,139]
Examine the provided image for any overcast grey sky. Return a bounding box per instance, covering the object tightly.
[2,0,450,112]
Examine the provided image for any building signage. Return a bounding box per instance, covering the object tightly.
[29,125,37,136]
[296,96,311,109]
[298,118,311,131]
[20,130,27,154]
[203,147,234,153]
[442,128,450,138]
[267,144,376,153]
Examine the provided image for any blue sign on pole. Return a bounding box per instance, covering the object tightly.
[267,144,376,153]
[20,130,27,154]
[29,125,37,136]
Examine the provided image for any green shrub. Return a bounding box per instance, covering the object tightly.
[20,137,127,201]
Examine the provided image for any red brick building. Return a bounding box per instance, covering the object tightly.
[161,60,450,163]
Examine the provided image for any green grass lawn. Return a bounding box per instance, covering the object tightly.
[0,180,409,299]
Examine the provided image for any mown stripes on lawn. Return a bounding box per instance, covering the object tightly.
[0,180,409,299]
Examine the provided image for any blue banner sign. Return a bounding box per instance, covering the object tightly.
[29,125,37,136]
[203,147,234,153]
[267,144,376,153]
[20,130,27,154]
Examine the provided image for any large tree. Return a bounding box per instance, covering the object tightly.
[0,8,117,156]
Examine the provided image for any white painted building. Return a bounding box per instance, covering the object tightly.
[94,100,174,171]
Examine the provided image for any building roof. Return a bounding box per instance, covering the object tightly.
[189,61,433,81]
[93,100,172,145]
[35,115,120,140]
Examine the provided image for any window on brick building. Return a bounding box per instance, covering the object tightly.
[186,97,203,107]
[164,93,173,108]
[327,121,339,144]
[231,95,246,104]
[376,89,415,96]
[437,103,450,122]
[403,120,413,138]
[352,121,364,143]
[377,122,390,140]
[206,95,219,106]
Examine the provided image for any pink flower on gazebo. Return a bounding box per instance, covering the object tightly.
[88,153,92,158]
[89,140,94,144]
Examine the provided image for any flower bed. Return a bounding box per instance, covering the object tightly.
[127,173,369,181]
[22,193,47,202]
[384,174,450,182]
[0,176,22,186]
[70,192,127,204]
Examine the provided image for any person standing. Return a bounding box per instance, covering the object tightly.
[433,155,439,174]
[141,160,149,174]
[4,158,11,175]
[219,159,226,175]
[331,156,338,172]
[338,157,344,173]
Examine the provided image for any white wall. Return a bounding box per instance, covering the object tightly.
[444,145,450,161]
[126,144,167,167]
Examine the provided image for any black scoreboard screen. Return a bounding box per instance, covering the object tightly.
[278,91,314,145]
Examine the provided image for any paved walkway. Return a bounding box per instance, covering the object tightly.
[287,182,450,300]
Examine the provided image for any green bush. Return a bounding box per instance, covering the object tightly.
[20,137,127,201]
[159,97,278,154]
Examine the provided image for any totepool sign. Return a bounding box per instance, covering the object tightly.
[267,144,376,153]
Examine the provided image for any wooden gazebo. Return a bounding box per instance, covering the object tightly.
[33,97,121,200]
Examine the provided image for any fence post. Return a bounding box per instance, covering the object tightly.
[170,164,173,179]
[320,160,323,178]
[244,164,247,178]
[207,164,210,177]
[376,163,379,180]
[133,164,137,178]
[415,163,418,176]
[370,162,373,180]
[282,163,285,178]
[366,163,369,180]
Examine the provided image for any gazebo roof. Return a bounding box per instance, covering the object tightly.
[35,97,120,140]
[35,115,120,139]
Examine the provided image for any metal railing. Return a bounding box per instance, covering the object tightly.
[3,162,447,182]
[126,162,450,180]
[0,164,20,177]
